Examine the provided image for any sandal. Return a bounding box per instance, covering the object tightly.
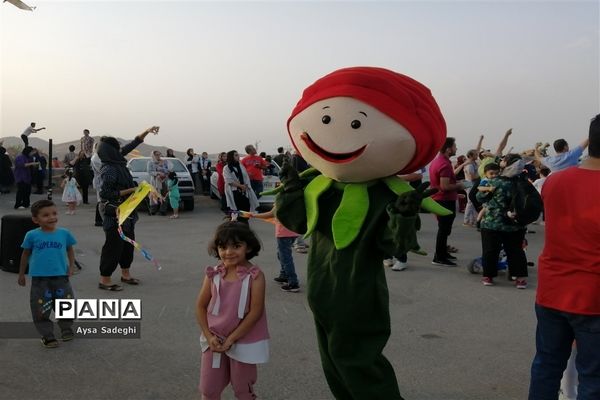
[120,277,140,285]
[447,245,459,253]
[98,283,123,291]
[41,337,59,348]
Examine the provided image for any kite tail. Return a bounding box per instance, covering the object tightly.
[117,225,162,270]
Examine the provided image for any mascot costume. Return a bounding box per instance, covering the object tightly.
[273,67,449,399]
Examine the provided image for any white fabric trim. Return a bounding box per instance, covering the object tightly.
[227,339,270,364]
[238,275,250,319]
[211,274,221,316]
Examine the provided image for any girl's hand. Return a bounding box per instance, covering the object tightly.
[208,335,223,352]
[220,338,234,352]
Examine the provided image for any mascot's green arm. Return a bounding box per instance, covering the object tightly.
[382,176,452,216]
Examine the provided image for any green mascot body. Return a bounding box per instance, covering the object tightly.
[275,67,448,399]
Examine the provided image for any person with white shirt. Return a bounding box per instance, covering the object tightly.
[536,137,589,172]
[21,122,46,146]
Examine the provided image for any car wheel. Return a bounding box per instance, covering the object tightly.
[183,198,194,211]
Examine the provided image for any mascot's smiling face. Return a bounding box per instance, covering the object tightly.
[288,97,417,182]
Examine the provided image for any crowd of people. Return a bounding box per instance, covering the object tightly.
[6,115,600,400]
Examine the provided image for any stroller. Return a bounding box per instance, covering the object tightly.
[467,238,532,278]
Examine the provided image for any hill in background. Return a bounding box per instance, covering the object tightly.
[0,136,218,161]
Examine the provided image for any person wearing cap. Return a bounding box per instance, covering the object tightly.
[275,67,450,400]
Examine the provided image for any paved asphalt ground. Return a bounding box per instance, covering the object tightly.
[0,191,544,400]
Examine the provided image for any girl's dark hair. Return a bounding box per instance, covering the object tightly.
[226,150,238,166]
[65,168,74,179]
[208,221,261,260]
[168,171,178,183]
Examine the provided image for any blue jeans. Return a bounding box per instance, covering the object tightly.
[277,237,298,286]
[529,304,600,399]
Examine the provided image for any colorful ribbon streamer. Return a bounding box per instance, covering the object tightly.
[117,181,162,270]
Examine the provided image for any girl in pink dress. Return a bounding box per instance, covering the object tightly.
[196,221,269,400]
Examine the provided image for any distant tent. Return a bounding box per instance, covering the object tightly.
[3,0,36,11]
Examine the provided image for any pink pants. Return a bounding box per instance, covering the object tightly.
[199,350,257,400]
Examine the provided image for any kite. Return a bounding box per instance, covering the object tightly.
[117,181,162,270]
[3,0,36,11]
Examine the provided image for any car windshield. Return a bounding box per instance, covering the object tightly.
[128,158,188,173]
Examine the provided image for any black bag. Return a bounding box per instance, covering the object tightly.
[510,176,543,225]
[0,215,37,273]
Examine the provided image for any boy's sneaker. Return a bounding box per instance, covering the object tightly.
[383,258,395,268]
[481,277,494,286]
[432,258,457,267]
[273,276,287,284]
[515,279,528,289]
[294,246,308,254]
[446,254,457,261]
[41,336,59,348]
[60,328,74,341]
[391,260,408,271]
[281,283,300,293]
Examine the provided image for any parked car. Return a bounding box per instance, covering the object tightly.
[127,157,195,211]
[210,160,281,210]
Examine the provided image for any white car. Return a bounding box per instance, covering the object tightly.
[127,157,195,211]
[210,160,281,210]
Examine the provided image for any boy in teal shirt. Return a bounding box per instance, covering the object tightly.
[18,200,77,348]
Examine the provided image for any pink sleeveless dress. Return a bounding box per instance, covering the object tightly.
[200,264,269,366]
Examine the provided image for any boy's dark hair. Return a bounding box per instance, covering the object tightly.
[208,221,261,260]
[484,162,500,173]
[553,139,568,153]
[31,200,55,217]
[440,137,456,153]
[539,167,551,177]
[277,146,284,153]
[68,145,76,152]
[589,114,600,158]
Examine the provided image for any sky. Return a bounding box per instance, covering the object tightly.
[1,0,599,156]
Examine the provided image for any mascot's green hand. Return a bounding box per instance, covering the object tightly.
[279,160,303,192]
[394,182,438,216]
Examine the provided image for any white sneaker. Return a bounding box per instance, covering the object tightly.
[383,258,395,268]
[391,260,408,271]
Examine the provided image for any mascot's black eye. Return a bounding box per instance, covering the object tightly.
[351,120,361,129]
[322,115,331,124]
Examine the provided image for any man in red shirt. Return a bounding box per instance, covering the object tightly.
[528,114,600,399]
[428,137,465,266]
[241,144,269,198]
